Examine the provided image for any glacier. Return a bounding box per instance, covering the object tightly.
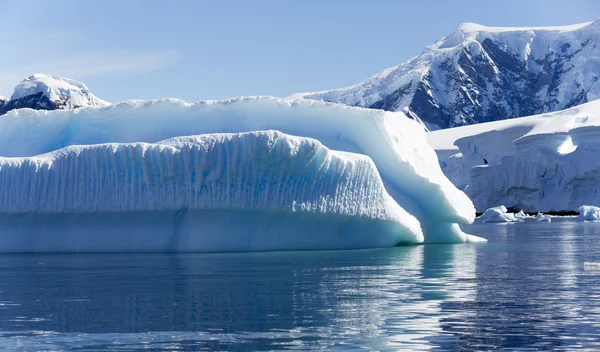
[428,100,600,213]
[0,97,483,252]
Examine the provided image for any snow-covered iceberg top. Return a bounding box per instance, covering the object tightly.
[479,206,520,223]
[8,74,110,110]
[0,97,483,250]
[536,213,552,223]
[578,205,600,221]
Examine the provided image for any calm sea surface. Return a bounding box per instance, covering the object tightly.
[0,218,599,351]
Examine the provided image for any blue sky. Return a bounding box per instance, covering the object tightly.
[1,0,598,102]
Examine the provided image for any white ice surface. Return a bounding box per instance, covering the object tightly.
[536,213,552,222]
[0,97,481,250]
[514,210,529,219]
[578,205,600,221]
[0,131,425,252]
[478,206,520,223]
[428,100,600,212]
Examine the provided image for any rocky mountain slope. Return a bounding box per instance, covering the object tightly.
[293,20,600,130]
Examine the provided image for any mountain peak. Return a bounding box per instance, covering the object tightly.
[294,20,600,130]
[0,74,110,115]
[10,74,110,108]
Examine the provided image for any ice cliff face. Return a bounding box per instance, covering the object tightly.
[0,97,482,249]
[294,20,600,130]
[428,100,600,212]
[0,74,109,115]
[0,131,409,220]
[0,131,425,252]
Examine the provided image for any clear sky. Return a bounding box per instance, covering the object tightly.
[1,0,598,102]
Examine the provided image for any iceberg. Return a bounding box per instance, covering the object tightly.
[478,206,520,223]
[536,213,552,223]
[428,100,600,213]
[514,210,529,220]
[0,97,483,251]
[0,131,425,252]
[578,205,600,221]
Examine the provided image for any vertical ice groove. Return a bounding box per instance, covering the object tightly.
[0,131,418,230]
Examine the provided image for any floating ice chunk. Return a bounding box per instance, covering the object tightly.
[514,210,529,219]
[536,213,552,222]
[0,131,424,253]
[479,206,520,223]
[578,205,600,221]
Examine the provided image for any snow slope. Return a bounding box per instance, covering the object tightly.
[0,131,425,252]
[428,99,600,212]
[294,20,600,130]
[0,97,481,249]
[0,74,109,115]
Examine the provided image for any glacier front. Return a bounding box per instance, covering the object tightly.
[0,97,482,251]
[428,100,600,213]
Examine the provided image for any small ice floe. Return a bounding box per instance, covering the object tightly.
[479,206,522,223]
[536,213,552,222]
[584,262,600,271]
[514,210,530,220]
[578,205,600,221]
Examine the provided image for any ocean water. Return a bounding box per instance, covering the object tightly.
[0,218,599,351]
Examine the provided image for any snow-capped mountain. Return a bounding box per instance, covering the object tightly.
[293,19,600,130]
[0,74,110,115]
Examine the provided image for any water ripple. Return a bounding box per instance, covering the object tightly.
[0,218,598,350]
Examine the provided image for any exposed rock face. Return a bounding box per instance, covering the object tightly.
[294,20,600,130]
[0,96,7,113]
